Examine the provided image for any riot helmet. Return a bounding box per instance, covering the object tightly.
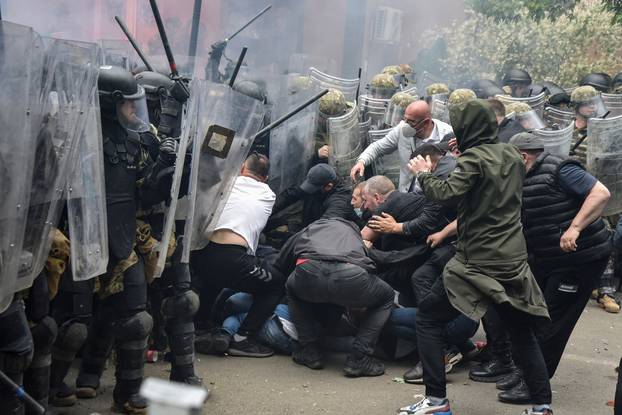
[541,81,570,107]
[611,72,622,93]
[135,71,174,126]
[448,89,477,110]
[579,72,612,93]
[471,79,502,98]
[571,85,608,129]
[505,102,546,131]
[502,69,532,97]
[98,65,149,133]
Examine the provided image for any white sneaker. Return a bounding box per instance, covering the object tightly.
[398,395,452,415]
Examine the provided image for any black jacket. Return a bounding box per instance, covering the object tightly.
[497,117,525,143]
[270,180,358,228]
[522,152,611,267]
[274,218,376,277]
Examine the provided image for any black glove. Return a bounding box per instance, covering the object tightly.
[158,138,177,166]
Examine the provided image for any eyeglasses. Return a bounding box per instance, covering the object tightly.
[403,117,428,129]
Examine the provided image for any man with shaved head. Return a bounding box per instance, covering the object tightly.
[351,100,453,192]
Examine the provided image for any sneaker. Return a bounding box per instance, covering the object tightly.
[598,293,621,313]
[50,382,77,407]
[404,353,460,384]
[292,343,323,370]
[522,407,553,415]
[398,395,452,415]
[227,337,274,358]
[111,394,148,414]
[343,352,385,377]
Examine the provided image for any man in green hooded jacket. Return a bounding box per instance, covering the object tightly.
[397,100,552,415]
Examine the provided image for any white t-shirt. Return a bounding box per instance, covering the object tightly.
[213,176,276,254]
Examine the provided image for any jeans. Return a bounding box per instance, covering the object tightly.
[388,307,478,353]
[286,259,394,355]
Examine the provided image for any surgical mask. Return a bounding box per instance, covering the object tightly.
[354,207,363,218]
[402,123,416,137]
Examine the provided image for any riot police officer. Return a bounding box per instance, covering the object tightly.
[74,66,175,414]
[502,69,544,98]
[580,72,612,93]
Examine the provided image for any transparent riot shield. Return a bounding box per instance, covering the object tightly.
[369,128,400,186]
[543,106,575,129]
[0,22,46,312]
[430,96,450,123]
[533,123,573,159]
[359,119,371,148]
[15,38,101,291]
[384,93,417,128]
[151,86,197,279]
[358,95,389,130]
[587,115,622,216]
[309,67,360,102]
[67,90,109,281]
[99,39,138,71]
[182,81,265,260]
[328,105,362,184]
[495,92,547,117]
[268,95,319,195]
[602,93,622,117]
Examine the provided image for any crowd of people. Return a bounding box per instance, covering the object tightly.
[2,21,622,415]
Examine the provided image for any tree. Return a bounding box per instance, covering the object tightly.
[466,0,580,21]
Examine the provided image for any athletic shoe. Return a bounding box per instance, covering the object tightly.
[522,407,553,415]
[398,395,452,415]
[343,352,384,377]
[227,337,274,358]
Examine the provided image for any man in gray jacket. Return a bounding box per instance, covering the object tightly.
[350,101,453,192]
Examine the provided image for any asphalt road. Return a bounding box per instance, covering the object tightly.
[61,299,620,415]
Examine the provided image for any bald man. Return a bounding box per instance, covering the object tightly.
[351,101,453,192]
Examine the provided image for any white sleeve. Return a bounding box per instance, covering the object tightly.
[357,125,400,166]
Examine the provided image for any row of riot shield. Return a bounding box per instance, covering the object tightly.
[496,92,547,117]
[543,106,575,129]
[602,93,622,117]
[309,67,359,102]
[587,115,622,216]
[182,80,266,261]
[430,94,450,124]
[532,123,573,159]
[0,22,106,312]
[359,95,389,130]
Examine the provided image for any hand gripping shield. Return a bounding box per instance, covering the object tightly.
[327,105,363,184]
[533,123,573,159]
[369,128,400,186]
[268,86,319,194]
[15,38,102,291]
[66,87,109,281]
[182,81,265,260]
[587,115,622,216]
[0,22,46,312]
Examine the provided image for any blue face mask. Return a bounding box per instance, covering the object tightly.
[354,207,363,218]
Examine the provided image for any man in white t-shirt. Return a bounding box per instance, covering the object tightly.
[350,101,453,192]
[191,153,282,358]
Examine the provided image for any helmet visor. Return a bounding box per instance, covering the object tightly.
[116,86,150,133]
[516,110,546,131]
[574,95,608,121]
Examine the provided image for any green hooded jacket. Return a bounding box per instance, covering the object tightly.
[418,100,549,320]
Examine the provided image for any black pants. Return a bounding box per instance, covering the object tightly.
[615,357,622,415]
[286,259,394,355]
[533,256,608,377]
[191,242,285,336]
[416,278,551,404]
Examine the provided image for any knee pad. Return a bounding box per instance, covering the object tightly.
[162,290,199,321]
[114,311,153,341]
[30,316,58,352]
[54,319,88,356]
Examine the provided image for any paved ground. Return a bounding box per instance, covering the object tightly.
[62,299,620,415]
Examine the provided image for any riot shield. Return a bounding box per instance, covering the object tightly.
[384,93,417,128]
[268,91,319,194]
[430,96,450,123]
[369,128,400,186]
[602,93,622,117]
[0,22,46,312]
[327,105,362,184]
[587,115,622,216]
[533,123,573,159]
[495,92,547,117]
[359,119,371,148]
[67,89,109,281]
[358,95,389,130]
[99,39,137,71]
[150,87,197,279]
[543,106,575,129]
[182,81,265,260]
[15,38,101,291]
[309,67,359,102]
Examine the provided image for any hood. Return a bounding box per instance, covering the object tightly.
[450,99,499,153]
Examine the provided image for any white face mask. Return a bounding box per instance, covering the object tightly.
[402,123,416,137]
[354,207,363,218]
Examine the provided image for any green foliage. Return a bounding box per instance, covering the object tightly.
[424,1,622,87]
[466,0,579,21]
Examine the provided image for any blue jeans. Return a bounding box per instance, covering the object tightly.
[388,307,478,353]
[221,293,295,354]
